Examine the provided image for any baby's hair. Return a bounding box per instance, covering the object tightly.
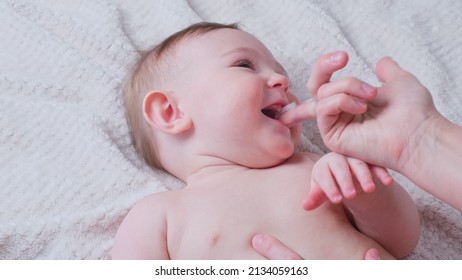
[123,22,240,170]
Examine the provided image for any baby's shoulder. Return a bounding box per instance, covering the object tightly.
[132,190,178,213]
[112,190,176,259]
[118,190,181,235]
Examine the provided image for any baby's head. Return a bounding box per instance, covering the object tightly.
[124,22,300,178]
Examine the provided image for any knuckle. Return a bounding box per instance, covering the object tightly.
[332,93,349,106]
[342,76,360,88]
[316,83,329,99]
[353,158,367,166]
[349,158,367,168]
[306,80,317,96]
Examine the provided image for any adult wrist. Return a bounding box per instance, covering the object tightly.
[398,113,448,178]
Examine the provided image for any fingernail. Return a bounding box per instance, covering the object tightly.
[369,249,381,260]
[361,83,376,95]
[355,98,367,107]
[384,175,394,186]
[253,233,266,245]
[329,51,344,64]
[346,188,357,198]
[332,194,343,203]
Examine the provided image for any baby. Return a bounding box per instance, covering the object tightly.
[111,22,420,259]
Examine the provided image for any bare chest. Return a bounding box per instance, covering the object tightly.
[166,158,363,259]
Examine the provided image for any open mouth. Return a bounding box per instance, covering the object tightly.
[262,102,296,120]
[261,104,283,119]
[261,108,278,119]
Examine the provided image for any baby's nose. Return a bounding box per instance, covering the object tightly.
[267,72,289,90]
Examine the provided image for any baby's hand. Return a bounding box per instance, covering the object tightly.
[303,153,393,210]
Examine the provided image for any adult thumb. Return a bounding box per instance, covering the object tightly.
[375,57,411,83]
[364,248,382,260]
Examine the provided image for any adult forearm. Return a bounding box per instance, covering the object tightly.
[402,115,462,211]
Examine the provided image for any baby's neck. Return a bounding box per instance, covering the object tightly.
[185,164,251,188]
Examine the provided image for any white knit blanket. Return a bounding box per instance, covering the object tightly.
[1,0,461,259]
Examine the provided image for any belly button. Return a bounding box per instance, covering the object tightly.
[209,233,220,247]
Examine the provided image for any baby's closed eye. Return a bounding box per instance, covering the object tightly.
[235,59,255,69]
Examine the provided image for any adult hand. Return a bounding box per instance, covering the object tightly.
[251,234,303,260]
[277,99,316,127]
[252,234,382,260]
[314,53,440,171]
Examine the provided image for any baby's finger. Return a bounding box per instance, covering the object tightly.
[306,51,348,96]
[329,156,357,199]
[370,165,394,186]
[302,183,328,211]
[347,158,376,193]
[311,165,343,205]
[317,77,377,101]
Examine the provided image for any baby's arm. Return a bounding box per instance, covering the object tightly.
[306,153,420,258]
[111,194,170,259]
[343,172,420,259]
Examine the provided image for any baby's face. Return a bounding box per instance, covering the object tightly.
[172,28,301,168]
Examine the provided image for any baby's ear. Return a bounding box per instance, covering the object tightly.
[143,91,192,134]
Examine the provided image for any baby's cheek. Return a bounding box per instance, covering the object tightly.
[276,135,297,160]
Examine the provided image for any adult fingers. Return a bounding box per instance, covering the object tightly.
[316,93,368,121]
[252,234,303,260]
[277,99,316,127]
[364,248,382,260]
[317,76,377,101]
[375,57,413,83]
[306,51,349,96]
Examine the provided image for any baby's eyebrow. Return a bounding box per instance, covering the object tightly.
[222,47,288,74]
[221,47,257,58]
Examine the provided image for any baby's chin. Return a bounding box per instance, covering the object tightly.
[250,156,293,169]
[247,149,295,169]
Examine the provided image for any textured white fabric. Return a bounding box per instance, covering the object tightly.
[1,0,461,259]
